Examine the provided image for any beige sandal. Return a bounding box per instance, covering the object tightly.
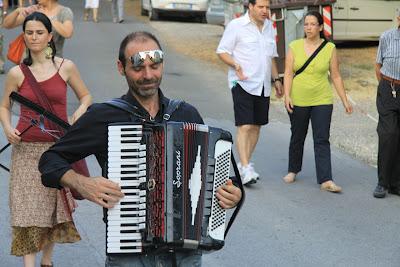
[283,172,296,183]
[320,181,342,193]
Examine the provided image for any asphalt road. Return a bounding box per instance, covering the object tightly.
[0,1,399,266]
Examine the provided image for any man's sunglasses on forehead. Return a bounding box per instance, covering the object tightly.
[130,50,164,67]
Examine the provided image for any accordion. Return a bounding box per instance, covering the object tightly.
[106,122,235,254]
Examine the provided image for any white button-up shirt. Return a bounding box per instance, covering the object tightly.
[217,12,278,97]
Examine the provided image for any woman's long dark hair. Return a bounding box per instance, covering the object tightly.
[304,11,326,40]
[22,12,57,66]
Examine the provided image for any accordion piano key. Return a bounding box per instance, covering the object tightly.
[108,137,142,146]
[119,187,146,193]
[107,239,142,247]
[108,151,147,158]
[107,224,144,232]
[107,172,146,179]
[108,125,143,131]
[106,178,146,187]
[106,215,146,226]
[107,247,142,254]
[108,161,146,167]
[113,204,146,211]
[108,171,146,177]
[107,215,146,222]
[108,149,146,156]
[107,144,146,151]
[108,209,146,216]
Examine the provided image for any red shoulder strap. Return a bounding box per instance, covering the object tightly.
[19,63,64,138]
[57,58,65,72]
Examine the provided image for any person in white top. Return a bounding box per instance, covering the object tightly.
[84,0,99,23]
[217,0,282,185]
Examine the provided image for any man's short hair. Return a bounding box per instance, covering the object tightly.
[118,31,163,67]
[248,0,269,6]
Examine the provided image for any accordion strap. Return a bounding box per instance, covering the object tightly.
[224,152,245,238]
[163,99,183,121]
[105,98,184,122]
[105,98,146,121]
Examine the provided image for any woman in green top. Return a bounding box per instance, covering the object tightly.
[282,11,352,193]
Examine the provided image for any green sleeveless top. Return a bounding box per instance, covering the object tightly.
[289,39,335,106]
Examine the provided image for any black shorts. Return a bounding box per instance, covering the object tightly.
[231,83,270,126]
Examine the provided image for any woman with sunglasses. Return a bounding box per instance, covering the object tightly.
[0,12,91,267]
[282,11,352,192]
[3,0,73,57]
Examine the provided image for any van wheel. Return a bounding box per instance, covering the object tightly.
[149,4,159,20]
[140,0,148,16]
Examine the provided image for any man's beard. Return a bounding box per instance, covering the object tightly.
[128,78,161,98]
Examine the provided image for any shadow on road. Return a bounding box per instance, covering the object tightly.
[152,13,206,23]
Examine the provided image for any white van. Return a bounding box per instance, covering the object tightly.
[333,0,399,41]
[141,0,208,21]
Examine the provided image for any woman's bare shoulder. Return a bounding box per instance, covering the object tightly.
[7,65,24,80]
[54,57,75,70]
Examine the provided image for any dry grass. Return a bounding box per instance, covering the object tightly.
[337,44,378,101]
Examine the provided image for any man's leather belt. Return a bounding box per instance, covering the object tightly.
[382,74,400,85]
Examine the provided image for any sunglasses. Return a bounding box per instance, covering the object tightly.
[130,50,164,67]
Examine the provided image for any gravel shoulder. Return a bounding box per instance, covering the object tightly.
[126,0,379,167]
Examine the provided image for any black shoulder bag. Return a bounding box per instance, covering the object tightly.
[294,40,328,77]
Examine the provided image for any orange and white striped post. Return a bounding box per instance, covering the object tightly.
[322,6,332,38]
[271,12,278,42]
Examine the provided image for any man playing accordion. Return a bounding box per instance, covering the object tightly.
[39,31,243,267]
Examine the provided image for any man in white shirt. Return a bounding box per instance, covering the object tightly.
[217,0,282,185]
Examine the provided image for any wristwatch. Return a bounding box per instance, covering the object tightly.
[272,77,281,83]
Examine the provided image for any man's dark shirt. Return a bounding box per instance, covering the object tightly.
[39,89,204,189]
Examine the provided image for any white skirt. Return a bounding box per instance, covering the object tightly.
[85,0,99,8]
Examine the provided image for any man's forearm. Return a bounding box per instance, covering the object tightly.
[217,52,237,69]
[60,169,81,190]
[271,58,280,79]
[375,63,382,81]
